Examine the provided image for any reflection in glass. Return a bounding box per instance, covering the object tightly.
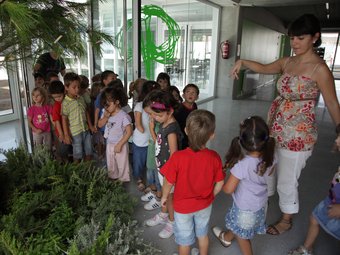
[0,65,14,115]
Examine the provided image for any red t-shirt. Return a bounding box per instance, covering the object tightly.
[52,101,62,137]
[160,148,225,214]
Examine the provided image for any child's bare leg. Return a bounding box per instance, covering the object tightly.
[224,230,235,242]
[235,236,253,255]
[303,215,319,251]
[167,193,174,221]
[197,235,209,255]
[178,245,190,255]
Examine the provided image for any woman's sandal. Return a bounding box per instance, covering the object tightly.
[137,180,145,192]
[288,245,313,255]
[266,218,293,235]
[212,226,232,248]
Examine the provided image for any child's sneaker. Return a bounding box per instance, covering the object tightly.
[158,220,174,238]
[145,212,168,227]
[141,191,155,202]
[144,197,161,210]
[288,246,313,255]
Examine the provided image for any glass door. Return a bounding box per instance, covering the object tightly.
[322,32,340,79]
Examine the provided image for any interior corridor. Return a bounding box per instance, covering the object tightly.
[128,93,340,255]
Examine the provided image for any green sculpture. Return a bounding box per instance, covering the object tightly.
[114,5,180,79]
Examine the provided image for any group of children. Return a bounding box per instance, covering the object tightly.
[28,70,339,255]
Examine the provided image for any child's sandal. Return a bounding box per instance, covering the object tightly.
[137,180,145,192]
[288,245,313,255]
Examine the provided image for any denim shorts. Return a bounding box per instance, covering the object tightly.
[174,205,212,246]
[225,202,266,240]
[72,131,92,159]
[313,197,340,240]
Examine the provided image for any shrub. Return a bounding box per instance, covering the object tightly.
[0,146,159,255]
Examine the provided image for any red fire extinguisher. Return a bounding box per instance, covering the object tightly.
[220,40,230,59]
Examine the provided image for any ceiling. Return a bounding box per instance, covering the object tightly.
[209,0,340,30]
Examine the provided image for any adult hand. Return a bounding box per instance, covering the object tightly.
[230,59,242,80]
[328,204,340,218]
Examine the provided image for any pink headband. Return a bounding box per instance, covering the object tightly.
[150,102,172,111]
[151,102,167,110]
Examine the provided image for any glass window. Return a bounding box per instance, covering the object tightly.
[0,64,14,116]
[141,0,219,101]
[93,0,134,85]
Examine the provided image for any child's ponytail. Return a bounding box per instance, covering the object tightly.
[225,136,244,169]
[257,136,275,176]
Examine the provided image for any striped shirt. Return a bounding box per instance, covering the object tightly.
[62,95,88,136]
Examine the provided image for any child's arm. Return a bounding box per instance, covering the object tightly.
[213,180,224,196]
[167,133,178,156]
[114,124,133,153]
[94,107,100,131]
[98,110,110,128]
[55,120,64,142]
[149,118,157,142]
[86,109,95,133]
[161,177,173,207]
[28,116,42,134]
[62,115,72,144]
[222,173,240,194]
[134,111,144,133]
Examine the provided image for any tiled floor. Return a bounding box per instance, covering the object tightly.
[128,95,340,255]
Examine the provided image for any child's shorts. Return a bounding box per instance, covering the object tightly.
[174,205,212,246]
[225,202,266,240]
[313,197,340,240]
[72,131,92,159]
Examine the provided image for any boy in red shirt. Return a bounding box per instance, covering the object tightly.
[49,80,71,162]
[161,109,225,255]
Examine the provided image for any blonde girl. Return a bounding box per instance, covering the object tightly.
[27,87,52,150]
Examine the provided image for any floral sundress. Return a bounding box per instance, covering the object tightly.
[267,64,320,152]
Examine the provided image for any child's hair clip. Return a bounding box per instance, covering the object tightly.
[151,101,167,110]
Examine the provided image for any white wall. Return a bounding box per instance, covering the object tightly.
[215,6,239,99]
[215,6,286,99]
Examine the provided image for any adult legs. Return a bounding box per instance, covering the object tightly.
[267,149,312,234]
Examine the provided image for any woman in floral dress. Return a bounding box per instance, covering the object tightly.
[230,14,340,235]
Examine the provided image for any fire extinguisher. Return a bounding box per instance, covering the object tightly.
[220,40,230,59]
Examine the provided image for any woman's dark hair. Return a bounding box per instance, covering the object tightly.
[138,80,160,102]
[143,89,179,113]
[100,86,128,107]
[288,13,321,47]
[225,116,275,176]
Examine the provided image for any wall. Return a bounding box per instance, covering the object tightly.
[215,6,286,99]
[215,6,239,99]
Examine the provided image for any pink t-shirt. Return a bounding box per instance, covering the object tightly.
[27,105,52,132]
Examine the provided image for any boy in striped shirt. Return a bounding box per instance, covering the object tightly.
[62,72,94,162]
